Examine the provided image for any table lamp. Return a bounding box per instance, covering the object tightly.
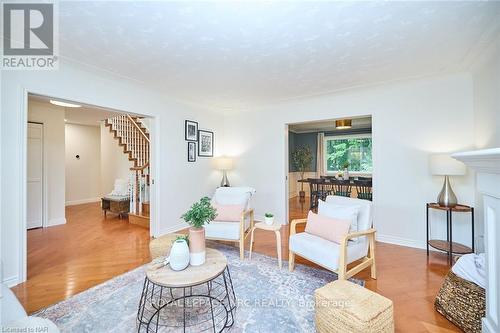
[215,157,233,187]
[429,153,466,207]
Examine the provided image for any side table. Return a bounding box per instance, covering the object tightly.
[149,233,183,259]
[137,248,236,332]
[426,203,474,265]
[248,222,282,269]
[101,195,130,219]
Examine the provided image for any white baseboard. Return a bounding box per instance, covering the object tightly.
[376,233,427,250]
[47,217,66,227]
[3,275,19,287]
[157,222,189,237]
[65,197,101,206]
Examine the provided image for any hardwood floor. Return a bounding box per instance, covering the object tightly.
[12,199,459,332]
[12,202,151,313]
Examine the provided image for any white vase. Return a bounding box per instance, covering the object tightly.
[264,216,274,226]
[343,168,350,180]
[169,239,190,271]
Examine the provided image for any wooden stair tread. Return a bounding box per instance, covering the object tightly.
[129,212,149,218]
[129,212,149,229]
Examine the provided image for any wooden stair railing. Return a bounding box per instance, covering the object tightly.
[105,114,150,216]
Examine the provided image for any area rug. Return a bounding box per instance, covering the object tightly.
[36,243,363,332]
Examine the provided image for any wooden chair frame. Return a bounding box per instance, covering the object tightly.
[205,209,255,260]
[355,179,373,201]
[332,180,353,198]
[288,218,377,280]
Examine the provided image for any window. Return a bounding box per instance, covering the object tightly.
[324,134,372,174]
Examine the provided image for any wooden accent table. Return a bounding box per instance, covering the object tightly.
[137,248,237,332]
[249,222,282,269]
[426,203,474,265]
[101,195,130,219]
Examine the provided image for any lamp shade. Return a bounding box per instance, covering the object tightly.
[214,157,233,170]
[429,154,466,176]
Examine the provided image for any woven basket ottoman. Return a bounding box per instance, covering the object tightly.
[149,233,182,259]
[315,280,394,333]
[435,270,485,333]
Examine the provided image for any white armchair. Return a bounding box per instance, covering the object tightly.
[288,195,376,280]
[204,187,256,260]
[1,284,60,332]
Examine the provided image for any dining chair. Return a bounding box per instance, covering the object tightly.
[321,178,335,199]
[332,179,352,198]
[308,178,328,210]
[355,179,373,201]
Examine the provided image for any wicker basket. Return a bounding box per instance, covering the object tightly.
[435,270,485,333]
[149,234,181,259]
[315,280,394,333]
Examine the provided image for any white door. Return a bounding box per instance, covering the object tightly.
[27,123,43,229]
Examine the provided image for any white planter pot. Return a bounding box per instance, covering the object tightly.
[264,217,274,226]
[169,239,190,271]
[343,169,350,180]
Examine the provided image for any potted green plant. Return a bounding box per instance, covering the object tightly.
[181,197,217,266]
[292,146,314,199]
[264,212,274,225]
[342,161,350,180]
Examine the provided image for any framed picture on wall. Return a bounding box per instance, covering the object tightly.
[185,120,198,141]
[198,130,214,157]
[188,142,196,162]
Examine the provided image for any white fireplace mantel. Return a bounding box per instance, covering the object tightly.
[453,148,500,333]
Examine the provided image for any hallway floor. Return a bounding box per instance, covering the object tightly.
[12,202,151,313]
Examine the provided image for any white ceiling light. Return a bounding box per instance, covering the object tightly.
[50,100,81,108]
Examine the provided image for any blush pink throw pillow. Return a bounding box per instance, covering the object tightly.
[305,211,351,244]
[212,203,245,222]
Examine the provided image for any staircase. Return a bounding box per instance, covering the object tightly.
[105,114,150,228]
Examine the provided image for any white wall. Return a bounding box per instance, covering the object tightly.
[470,36,500,252]
[224,73,476,249]
[473,36,500,149]
[1,60,223,286]
[100,122,134,195]
[65,124,101,205]
[28,101,66,228]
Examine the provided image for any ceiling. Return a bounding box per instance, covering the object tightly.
[29,94,124,126]
[58,2,500,111]
[289,116,371,133]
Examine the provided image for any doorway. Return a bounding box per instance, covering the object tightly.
[287,116,373,222]
[27,122,44,229]
[18,93,157,312]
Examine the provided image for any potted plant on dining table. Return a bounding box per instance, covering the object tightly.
[181,197,217,266]
[342,161,350,180]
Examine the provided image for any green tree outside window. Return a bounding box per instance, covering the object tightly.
[326,137,372,173]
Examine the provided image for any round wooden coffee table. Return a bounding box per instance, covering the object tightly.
[136,248,236,333]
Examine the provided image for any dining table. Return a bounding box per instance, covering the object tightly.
[297,176,373,209]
